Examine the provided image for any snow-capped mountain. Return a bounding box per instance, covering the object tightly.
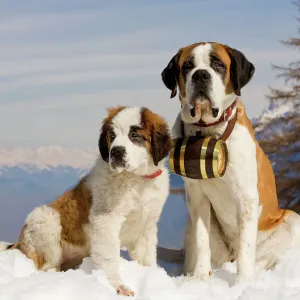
[0,146,98,170]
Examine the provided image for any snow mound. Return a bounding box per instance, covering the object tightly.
[1,249,300,300]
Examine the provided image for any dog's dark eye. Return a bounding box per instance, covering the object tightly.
[131,133,141,139]
[212,59,225,70]
[109,131,116,140]
[183,59,194,71]
[129,132,146,143]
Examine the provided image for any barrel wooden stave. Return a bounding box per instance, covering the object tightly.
[169,136,228,180]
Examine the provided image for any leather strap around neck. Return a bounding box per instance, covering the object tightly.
[219,111,237,141]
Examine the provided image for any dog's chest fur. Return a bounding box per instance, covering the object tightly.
[87,158,169,246]
[182,117,259,247]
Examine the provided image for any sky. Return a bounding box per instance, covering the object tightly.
[0,0,297,149]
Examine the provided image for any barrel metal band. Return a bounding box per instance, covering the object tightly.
[212,140,223,178]
[200,137,210,179]
[179,137,189,177]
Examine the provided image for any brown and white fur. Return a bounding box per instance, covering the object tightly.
[0,106,172,296]
[161,42,300,283]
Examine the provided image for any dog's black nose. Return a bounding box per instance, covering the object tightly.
[212,108,219,118]
[192,69,211,82]
[110,146,126,161]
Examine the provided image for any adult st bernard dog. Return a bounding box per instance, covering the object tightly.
[0,106,171,296]
[161,42,300,283]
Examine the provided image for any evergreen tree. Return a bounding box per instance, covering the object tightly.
[268,0,300,102]
[256,0,300,211]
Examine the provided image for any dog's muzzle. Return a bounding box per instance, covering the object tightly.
[191,69,211,100]
[189,69,215,115]
[110,146,126,168]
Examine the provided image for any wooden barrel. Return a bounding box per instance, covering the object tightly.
[169,136,228,180]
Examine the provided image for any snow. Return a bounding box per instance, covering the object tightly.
[1,248,300,300]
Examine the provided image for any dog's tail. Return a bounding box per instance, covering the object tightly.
[0,242,19,252]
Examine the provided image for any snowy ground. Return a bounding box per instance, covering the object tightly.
[1,249,300,300]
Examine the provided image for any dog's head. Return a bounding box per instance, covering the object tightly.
[161,42,255,124]
[98,106,172,175]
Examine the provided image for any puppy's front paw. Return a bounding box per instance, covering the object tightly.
[115,284,135,297]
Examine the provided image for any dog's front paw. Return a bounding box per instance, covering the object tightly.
[236,273,254,285]
[185,270,212,282]
[236,265,255,285]
[115,284,135,297]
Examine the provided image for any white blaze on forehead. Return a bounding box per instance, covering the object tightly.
[191,43,212,70]
[111,107,141,133]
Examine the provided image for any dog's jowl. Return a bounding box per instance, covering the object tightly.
[1,106,172,297]
[162,41,300,283]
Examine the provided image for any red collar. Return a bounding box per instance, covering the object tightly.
[143,169,162,179]
[195,101,236,127]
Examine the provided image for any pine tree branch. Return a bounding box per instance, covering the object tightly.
[267,0,300,102]
[266,87,298,101]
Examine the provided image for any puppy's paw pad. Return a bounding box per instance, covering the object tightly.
[116,285,135,297]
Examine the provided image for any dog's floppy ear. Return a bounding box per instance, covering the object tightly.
[98,106,125,163]
[226,46,255,96]
[98,124,109,162]
[141,108,172,166]
[161,50,182,98]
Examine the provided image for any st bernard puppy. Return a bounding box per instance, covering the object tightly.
[0,106,171,296]
[161,42,300,283]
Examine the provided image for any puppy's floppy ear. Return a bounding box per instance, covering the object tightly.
[151,123,172,166]
[161,50,182,98]
[98,106,125,163]
[226,46,255,96]
[141,108,172,166]
[98,123,109,163]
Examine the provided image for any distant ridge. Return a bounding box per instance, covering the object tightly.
[0,146,98,169]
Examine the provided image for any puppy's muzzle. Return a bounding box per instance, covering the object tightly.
[110,146,126,168]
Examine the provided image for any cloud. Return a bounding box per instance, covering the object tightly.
[0,11,106,37]
[0,89,178,148]
[0,0,296,147]
[1,52,169,77]
[0,68,159,93]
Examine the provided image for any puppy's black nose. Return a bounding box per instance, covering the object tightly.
[192,69,211,82]
[110,146,126,161]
